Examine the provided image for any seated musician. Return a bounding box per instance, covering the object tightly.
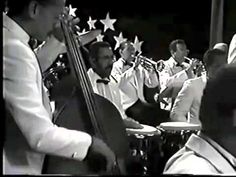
[164,64,236,175]
[158,39,200,111]
[112,41,169,126]
[87,41,143,129]
[3,1,116,174]
[170,47,228,124]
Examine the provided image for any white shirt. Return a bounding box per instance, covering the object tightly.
[170,75,207,125]
[3,13,91,174]
[159,57,193,110]
[112,58,159,110]
[164,133,236,175]
[87,68,127,119]
[228,34,236,64]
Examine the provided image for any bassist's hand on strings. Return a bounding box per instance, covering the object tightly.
[84,136,116,174]
[49,6,80,43]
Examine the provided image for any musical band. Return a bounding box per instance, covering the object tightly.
[3,0,236,176]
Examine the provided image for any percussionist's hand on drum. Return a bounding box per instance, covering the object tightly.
[124,118,144,129]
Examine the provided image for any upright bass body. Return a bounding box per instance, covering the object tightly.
[43,82,129,174]
[42,13,130,175]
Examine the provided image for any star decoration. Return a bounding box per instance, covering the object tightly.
[76,29,87,36]
[133,35,144,53]
[96,34,104,41]
[114,32,127,50]
[87,16,97,30]
[100,12,117,32]
[69,4,77,17]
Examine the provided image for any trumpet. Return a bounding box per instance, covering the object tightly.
[133,54,165,72]
[184,56,206,76]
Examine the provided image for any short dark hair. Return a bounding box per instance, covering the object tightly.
[202,48,227,70]
[169,39,186,53]
[199,64,236,135]
[119,40,133,51]
[6,0,52,17]
[89,41,111,61]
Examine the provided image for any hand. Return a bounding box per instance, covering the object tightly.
[185,58,199,78]
[155,60,165,72]
[132,53,143,70]
[123,118,143,129]
[195,62,205,76]
[85,136,116,174]
[49,7,80,42]
[154,93,168,106]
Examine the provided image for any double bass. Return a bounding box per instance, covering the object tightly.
[43,12,130,175]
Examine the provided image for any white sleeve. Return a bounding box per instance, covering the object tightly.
[3,42,91,161]
[170,80,194,122]
[35,35,66,72]
[111,60,135,89]
[143,69,159,88]
[228,34,236,64]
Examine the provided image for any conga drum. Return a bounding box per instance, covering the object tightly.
[157,122,201,162]
[126,124,161,175]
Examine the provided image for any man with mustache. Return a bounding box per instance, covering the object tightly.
[87,41,142,129]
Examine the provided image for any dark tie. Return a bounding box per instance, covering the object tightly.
[28,37,38,50]
[176,63,184,68]
[125,61,133,67]
[96,79,110,85]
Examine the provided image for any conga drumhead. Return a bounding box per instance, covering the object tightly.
[126,124,161,135]
[159,122,201,131]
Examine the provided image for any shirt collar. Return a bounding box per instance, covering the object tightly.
[87,68,110,82]
[201,133,236,168]
[3,13,30,45]
[169,56,179,66]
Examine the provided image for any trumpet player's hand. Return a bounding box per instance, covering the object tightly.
[185,58,199,78]
[133,55,142,70]
[195,62,205,76]
[49,6,80,43]
[155,60,165,72]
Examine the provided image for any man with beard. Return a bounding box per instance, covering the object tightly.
[87,41,142,129]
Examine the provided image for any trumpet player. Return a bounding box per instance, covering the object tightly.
[170,48,228,125]
[112,41,169,126]
[158,39,200,111]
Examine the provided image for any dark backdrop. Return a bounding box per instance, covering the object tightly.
[67,0,236,61]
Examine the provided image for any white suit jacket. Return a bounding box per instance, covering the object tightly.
[228,34,236,64]
[3,13,92,174]
[164,133,236,175]
[159,57,193,110]
[170,75,207,125]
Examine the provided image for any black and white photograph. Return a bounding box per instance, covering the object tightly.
[3,0,236,175]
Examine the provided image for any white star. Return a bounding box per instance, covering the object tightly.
[100,12,117,32]
[114,32,127,50]
[69,4,77,17]
[133,35,144,54]
[76,29,87,36]
[87,16,97,30]
[96,34,104,41]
